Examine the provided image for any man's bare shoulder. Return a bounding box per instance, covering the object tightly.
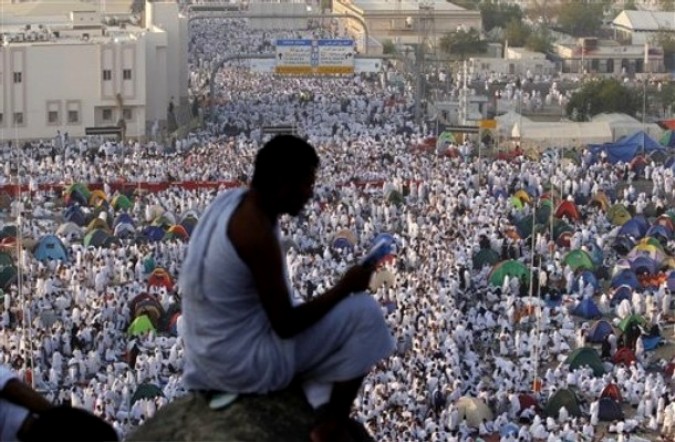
[228,195,274,252]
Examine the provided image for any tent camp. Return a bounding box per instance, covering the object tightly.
[456,397,493,428]
[513,120,612,149]
[33,235,68,262]
[598,397,624,422]
[588,320,614,343]
[600,383,623,402]
[131,383,164,406]
[545,388,581,417]
[128,315,156,336]
[572,298,601,320]
[565,347,605,376]
[589,130,665,164]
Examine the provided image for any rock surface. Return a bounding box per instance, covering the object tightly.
[128,387,315,442]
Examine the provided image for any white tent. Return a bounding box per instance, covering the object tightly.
[591,113,663,141]
[513,120,613,148]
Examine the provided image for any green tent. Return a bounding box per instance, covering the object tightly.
[0,252,13,269]
[0,265,17,290]
[83,229,110,248]
[112,194,133,211]
[131,383,164,406]
[66,182,91,199]
[563,250,596,271]
[510,196,524,210]
[128,315,156,336]
[545,388,581,417]
[489,260,530,286]
[387,190,404,206]
[535,201,553,224]
[618,314,646,333]
[473,249,500,270]
[607,204,632,226]
[565,347,604,377]
[552,220,573,241]
[0,225,18,240]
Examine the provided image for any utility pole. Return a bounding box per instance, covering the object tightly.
[414,0,435,126]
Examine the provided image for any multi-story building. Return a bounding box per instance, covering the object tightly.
[332,0,481,51]
[550,38,664,76]
[0,0,188,140]
[612,10,675,45]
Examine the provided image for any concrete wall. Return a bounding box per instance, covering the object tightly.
[0,39,146,139]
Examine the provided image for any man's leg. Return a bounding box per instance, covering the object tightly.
[310,376,365,442]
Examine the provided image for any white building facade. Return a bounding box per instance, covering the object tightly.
[0,1,188,140]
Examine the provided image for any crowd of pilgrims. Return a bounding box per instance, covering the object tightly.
[0,16,672,442]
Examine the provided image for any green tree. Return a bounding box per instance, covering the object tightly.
[480,1,524,33]
[504,19,531,47]
[565,79,640,121]
[657,82,675,116]
[660,0,675,11]
[624,0,638,10]
[130,0,145,14]
[320,0,332,11]
[439,28,487,60]
[450,0,480,10]
[525,28,552,53]
[557,2,604,37]
[382,40,396,55]
[653,32,675,70]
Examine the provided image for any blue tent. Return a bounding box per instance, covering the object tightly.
[572,297,601,319]
[588,320,614,343]
[586,242,604,267]
[668,271,675,292]
[33,235,68,262]
[332,237,353,250]
[611,269,640,289]
[618,217,649,240]
[572,270,600,294]
[611,285,633,307]
[591,131,665,164]
[492,188,508,200]
[612,236,635,255]
[642,335,661,351]
[598,397,624,422]
[64,206,86,227]
[142,226,165,243]
[630,256,658,275]
[114,213,135,228]
[646,225,671,242]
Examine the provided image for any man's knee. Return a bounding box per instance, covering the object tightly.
[340,293,386,323]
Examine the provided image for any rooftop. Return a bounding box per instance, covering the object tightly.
[0,0,134,16]
[346,0,469,13]
[612,10,675,32]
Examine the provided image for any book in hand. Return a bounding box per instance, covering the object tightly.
[360,237,394,267]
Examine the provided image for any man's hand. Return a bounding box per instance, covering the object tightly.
[337,264,376,295]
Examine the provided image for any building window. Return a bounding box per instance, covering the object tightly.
[122,108,133,120]
[102,108,113,121]
[48,111,59,124]
[13,112,23,125]
[13,72,22,83]
[123,69,132,80]
[102,69,112,81]
[0,113,3,125]
[68,110,79,124]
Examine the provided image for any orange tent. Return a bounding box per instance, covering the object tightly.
[148,268,174,291]
[600,383,623,402]
[555,200,581,221]
[612,347,637,366]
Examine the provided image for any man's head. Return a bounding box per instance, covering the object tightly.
[251,135,319,216]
